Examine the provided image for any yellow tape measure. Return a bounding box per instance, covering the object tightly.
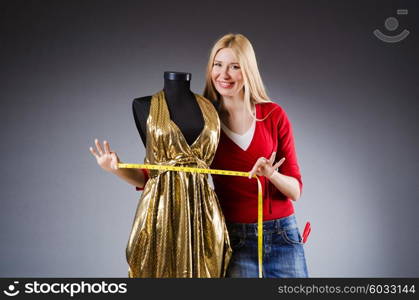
[118,163,264,278]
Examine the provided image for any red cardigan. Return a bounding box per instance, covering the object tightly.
[136,102,303,224]
[211,102,303,223]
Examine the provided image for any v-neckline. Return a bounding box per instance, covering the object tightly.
[161,92,207,149]
[221,104,258,153]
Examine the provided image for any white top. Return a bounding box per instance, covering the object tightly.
[220,119,256,151]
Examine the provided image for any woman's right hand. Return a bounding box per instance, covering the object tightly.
[89,139,120,173]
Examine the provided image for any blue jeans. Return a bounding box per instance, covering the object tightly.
[226,214,309,278]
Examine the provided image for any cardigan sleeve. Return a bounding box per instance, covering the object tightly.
[135,168,149,191]
[276,108,303,195]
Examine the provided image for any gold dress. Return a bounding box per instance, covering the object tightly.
[126,90,232,277]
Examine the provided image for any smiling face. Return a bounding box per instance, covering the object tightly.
[211,48,245,99]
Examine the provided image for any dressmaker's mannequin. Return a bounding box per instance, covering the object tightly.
[132,72,205,146]
[126,71,232,278]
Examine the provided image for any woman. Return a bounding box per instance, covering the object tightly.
[205,33,308,278]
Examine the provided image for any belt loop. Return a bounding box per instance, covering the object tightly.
[253,223,258,236]
[241,223,246,238]
[276,218,281,233]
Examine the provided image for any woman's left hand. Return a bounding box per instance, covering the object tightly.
[248,152,285,179]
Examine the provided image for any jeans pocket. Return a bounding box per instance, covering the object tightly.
[229,233,245,250]
[281,228,303,245]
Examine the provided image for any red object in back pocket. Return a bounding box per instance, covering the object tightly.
[302,222,311,243]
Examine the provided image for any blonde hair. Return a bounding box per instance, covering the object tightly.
[203,33,272,120]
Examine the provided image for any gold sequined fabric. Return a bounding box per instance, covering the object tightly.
[126,90,232,277]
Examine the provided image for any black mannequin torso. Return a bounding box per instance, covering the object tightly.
[132,72,205,147]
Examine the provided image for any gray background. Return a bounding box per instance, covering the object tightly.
[1,0,418,277]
